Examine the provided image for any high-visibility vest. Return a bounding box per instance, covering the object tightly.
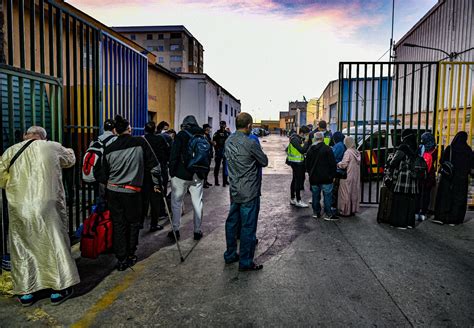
[287,143,304,163]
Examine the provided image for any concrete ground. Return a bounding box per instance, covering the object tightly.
[0,134,473,327]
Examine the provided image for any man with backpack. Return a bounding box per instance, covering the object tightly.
[103,115,162,271]
[168,115,210,241]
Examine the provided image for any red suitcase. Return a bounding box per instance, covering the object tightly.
[81,210,113,259]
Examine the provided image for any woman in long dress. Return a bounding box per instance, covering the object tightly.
[337,136,361,216]
[434,131,474,225]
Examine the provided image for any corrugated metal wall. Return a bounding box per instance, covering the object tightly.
[394,0,473,62]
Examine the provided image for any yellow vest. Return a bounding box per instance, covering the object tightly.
[287,143,304,163]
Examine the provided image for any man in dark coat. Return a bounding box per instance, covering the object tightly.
[306,132,338,220]
[213,121,231,186]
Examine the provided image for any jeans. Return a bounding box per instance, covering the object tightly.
[311,184,333,216]
[214,150,228,185]
[171,175,203,233]
[224,197,260,268]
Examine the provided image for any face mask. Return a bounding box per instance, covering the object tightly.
[420,144,426,156]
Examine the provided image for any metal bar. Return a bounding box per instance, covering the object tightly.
[30,0,36,71]
[8,76,14,145]
[48,2,55,76]
[73,18,80,229]
[402,65,407,130]
[86,26,93,210]
[470,68,474,147]
[462,65,470,129]
[65,13,71,146]
[417,64,423,141]
[454,64,462,135]
[31,80,36,125]
[0,64,62,85]
[409,63,415,129]
[337,63,343,131]
[425,64,432,132]
[39,0,45,74]
[132,51,137,130]
[125,48,129,124]
[340,61,439,65]
[19,77,25,133]
[361,64,368,203]
[376,64,383,202]
[446,63,455,144]
[369,64,376,203]
[437,63,447,163]
[56,7,63,79]
[432,63,440,144]
[7,0,14,65]
[19,0,26,69]
[355,64,359,143]
[393,64,399,148]
[348,64,352,133]
[57,84,62,143]
[385,63,392,166]
[104,35,109,119]
[40,82,45,126]
[50,84,56,139]
[113,41,117,116]
[97,30,103,135]
[80,22,87,222]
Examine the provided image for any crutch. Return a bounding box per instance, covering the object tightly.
[162,193,185,262]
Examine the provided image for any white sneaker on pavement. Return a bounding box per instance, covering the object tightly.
[290,198,297,205]
[295,200,309,208]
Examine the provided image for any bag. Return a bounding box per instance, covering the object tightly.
[335,169,347,180]
[184,130,211,174]
[440,148,454,179]
[377,186,393,224]
[82,135,114,183]
[410,155,428,180]
[80,210,113,259]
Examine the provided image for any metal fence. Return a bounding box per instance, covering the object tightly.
[0,0,148,257]
[338,61,474,204]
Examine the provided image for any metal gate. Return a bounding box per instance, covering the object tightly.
[0,0,148,258]
[338,61,441,204]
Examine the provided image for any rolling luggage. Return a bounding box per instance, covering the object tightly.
[377,186,393,224]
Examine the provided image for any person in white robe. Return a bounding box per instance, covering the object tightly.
[0,126,79,306]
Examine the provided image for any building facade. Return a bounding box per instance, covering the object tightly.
[148,64,179,128]
[113,25,204,74]
[175,74,240,133]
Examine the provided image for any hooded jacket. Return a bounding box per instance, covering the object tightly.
[442,131,474,178]
[169,115,205,181]
[305,141,337,185]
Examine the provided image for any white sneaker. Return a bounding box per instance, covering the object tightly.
[309,199,312,204]
[419,215,426,221]
[290,198,297,205]
[295,200,309,208]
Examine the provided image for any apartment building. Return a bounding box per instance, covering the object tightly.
[113,25,204,73]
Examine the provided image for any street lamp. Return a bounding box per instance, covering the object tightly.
[403,43,474,61]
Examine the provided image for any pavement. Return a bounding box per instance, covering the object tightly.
[0,134,473,327]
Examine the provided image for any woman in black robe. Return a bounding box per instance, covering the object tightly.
[434,131,474,225]
[388,129,419,229]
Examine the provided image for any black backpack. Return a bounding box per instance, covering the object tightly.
[184,130,211,174]
[410,155,428,180]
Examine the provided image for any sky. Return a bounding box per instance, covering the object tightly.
[67,0,437,120]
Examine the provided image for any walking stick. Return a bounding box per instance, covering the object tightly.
[162,193,185,263]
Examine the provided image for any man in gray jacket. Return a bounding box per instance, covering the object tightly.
[224,112,268,271]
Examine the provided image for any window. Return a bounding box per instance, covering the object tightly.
[158,46,164,52]
[219,101,223,113]
[159,57,164,63]
[170,44,181,51]
[130,34,136,40]
[147,46,154,51]
[170,55,182,62]
[147,34,153,40]
[225,104,228,115]
[170,32,181,39]
[158,34,164,40]
[231,107,234,117]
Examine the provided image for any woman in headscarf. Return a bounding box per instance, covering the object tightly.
[388,129,419,229]
[434,131,474,225]
[337,136,361,216]
[416,132,437,221]
[331,132,346,208]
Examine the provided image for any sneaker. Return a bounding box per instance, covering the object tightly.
[127,255,138,267]
[225,254,239,264]
[396,227,407,230]
[238,263,263,272]
[415,214,420,221]
[419,215,426,221]
[167,230,180,241]
[116,259,129,271]
[203,184,209,189]
[407,225,414,229]
[309,199,312,204]
[431,219,444,225]
[18,294,35,307]
[312,213,321,219]
[295,200,309,208]
[194,232,203,240]
[149,224,164,232]
[50,288,74,306]
[448,223,457,227]
[290,198,297,205]
[324,215,339,221]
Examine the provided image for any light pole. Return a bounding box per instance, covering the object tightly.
[403,43,474,61]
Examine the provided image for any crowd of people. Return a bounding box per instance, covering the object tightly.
[0,114,472,307]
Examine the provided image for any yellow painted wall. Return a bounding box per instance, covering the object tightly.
[148,65,176,127]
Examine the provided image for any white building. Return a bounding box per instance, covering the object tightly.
[175,73,241,133]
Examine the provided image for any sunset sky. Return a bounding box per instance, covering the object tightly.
[67,0,437,120]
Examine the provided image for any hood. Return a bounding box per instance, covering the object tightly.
[451,131,470,152]
[421,132,436,151]
[347,147,361,163]
[182,115,199,128]
[333,131,345,144]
